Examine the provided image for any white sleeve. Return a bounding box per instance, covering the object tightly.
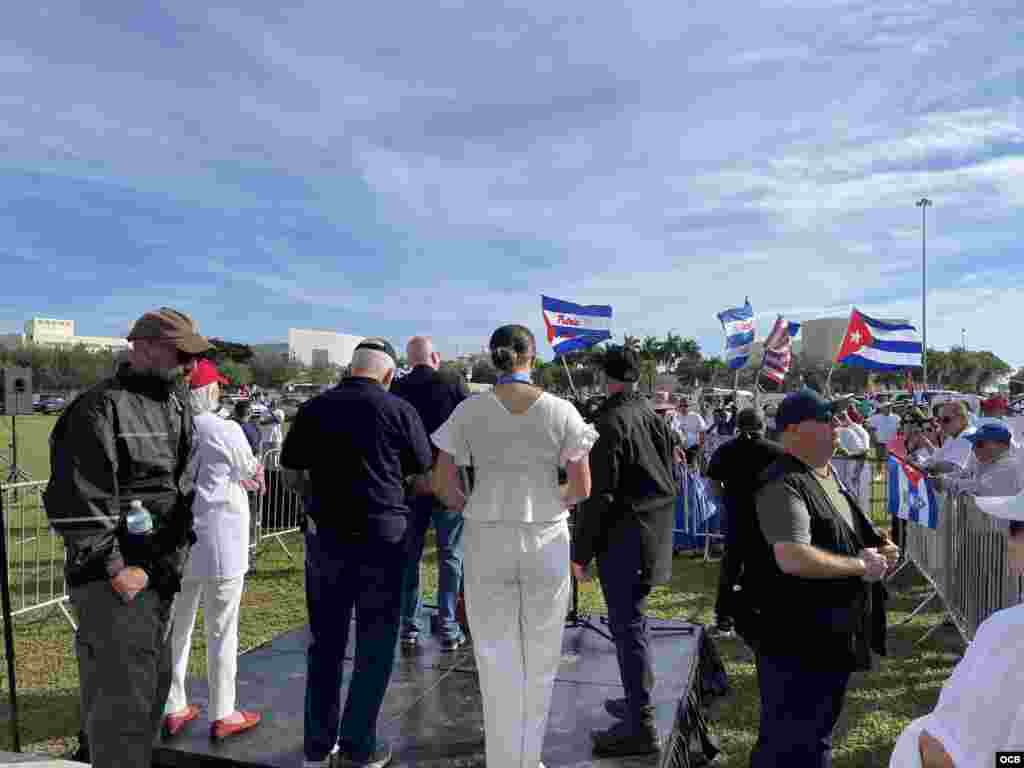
[559,401,599,466]
[224,421,259,478]
[923,609,1024,768]
[432,403,471,467]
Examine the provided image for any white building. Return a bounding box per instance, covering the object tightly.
[23,317,130,354]
[287,328,364,367]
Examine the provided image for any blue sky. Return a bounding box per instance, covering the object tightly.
[1,1,1022,367]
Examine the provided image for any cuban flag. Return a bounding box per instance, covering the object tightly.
[887,452,939,529]
[835,309,923,370]
[717,300,755,370]
[761,316,801,384]
[542,295,612,357]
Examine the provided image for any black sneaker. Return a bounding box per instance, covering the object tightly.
[603,698,628,720]
[338,743,392,768]
[591,721,661,757]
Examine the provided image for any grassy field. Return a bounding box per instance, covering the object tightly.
[1,534,960,765]
[1,414,58,484]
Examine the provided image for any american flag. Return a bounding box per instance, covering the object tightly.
[761,315,800,384]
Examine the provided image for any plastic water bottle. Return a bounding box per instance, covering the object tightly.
[123,500,154,564]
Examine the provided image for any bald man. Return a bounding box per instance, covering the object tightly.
[390,336,470,651]
[281,338,433,767]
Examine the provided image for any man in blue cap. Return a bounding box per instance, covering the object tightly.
[932,420,1023,497]
[743,388,900,768]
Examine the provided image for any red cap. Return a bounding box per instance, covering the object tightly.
[190,359,230,389]
[982,396,1009,412]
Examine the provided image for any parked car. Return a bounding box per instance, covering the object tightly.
[37,396,67,414]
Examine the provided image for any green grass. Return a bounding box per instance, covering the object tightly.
[0,414,58,484]
[1,536,961,765]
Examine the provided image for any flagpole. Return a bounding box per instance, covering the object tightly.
[560,355,580,399]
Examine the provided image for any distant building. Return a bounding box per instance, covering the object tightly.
[0,333,23,351]
[287,328,364,368]
[23,317,129,354]
[799,315,908,366]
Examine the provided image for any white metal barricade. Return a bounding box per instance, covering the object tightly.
[0,481,75,626]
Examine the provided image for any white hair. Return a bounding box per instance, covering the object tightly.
[190,382,220,413]
[350,348,395,377]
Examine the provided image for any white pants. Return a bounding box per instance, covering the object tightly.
[463,519,570,768]
[165,574,246,722]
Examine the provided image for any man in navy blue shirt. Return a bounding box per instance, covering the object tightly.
[390,336,469,651]
[281,337,432,768]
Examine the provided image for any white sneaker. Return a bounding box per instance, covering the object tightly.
[302,743,339,767]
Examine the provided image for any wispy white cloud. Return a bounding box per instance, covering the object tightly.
[0,0,1022,367]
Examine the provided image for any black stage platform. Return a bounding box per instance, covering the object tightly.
[153,616,724,768]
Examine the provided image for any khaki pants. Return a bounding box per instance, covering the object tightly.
[71,580,174,768]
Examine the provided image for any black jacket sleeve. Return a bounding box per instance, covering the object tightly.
[572,415,623,566]
[400,404,434,477]
[44,391,126,579]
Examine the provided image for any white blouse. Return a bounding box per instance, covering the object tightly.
[431,392,598,524]
[186,412,260,581]
[889,603,1024,768]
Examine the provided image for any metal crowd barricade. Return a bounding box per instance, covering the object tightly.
[896,491,1024,644]
[0,481,75,626]
[250,448,305,559]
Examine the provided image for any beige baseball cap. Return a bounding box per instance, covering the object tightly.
[127,307,212,355]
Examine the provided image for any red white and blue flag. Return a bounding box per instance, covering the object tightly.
[835,309,923,371]
[761,315,801,384]
[542,295,612,357]
[887,452,939,529]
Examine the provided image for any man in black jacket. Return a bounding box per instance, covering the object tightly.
[704,408,784,639]
[45,307,207,768]
[572,346,680,758]
[748,388,900,767]
[390,335,469,651]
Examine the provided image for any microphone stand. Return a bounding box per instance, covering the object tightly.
[565,506,612,641]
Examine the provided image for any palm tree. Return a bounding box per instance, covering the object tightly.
[623,335,641,352]
[660,332,684,374]
[640,336,661,364]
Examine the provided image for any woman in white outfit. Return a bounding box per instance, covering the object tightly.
[432,324,597,768]
[888,490,1024,768]
[163,359,263,741]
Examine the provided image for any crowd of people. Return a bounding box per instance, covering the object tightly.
[40,304,1024,768]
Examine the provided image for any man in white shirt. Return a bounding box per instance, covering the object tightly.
[866,402,901,452]
[923,401,975,476]
[932,422,1023,497]
[672,399,707,466]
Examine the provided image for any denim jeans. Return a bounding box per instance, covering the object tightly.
[303,529,406,762]
[401,494,465,641]
[597,530,656,727]
[750,653,852,768]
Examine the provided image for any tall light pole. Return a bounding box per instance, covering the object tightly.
[916,197,932,388]
[961,328,967,351]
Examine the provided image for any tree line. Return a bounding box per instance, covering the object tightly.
[1,334,1012,397]
[0,338,348,393]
